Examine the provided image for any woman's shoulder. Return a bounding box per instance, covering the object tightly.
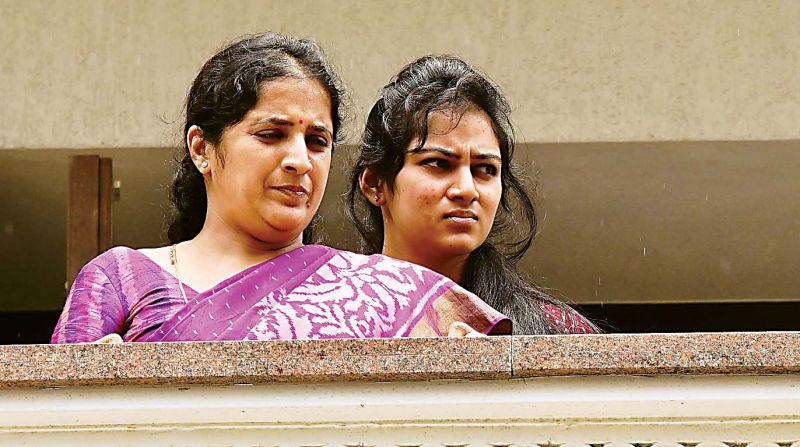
[82,246,138,271]
[79,246,169,278]
[135,245,172,269]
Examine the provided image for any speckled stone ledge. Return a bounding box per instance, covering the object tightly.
[2,332,799,388]
[0,336,511,388]
[513,332,800,376]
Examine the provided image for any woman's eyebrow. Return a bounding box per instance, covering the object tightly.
[474,152,502,162]
[252,115,293,126]
[408,146,458,157]
[252,116,331,137]
[309,123,333,138]
[409,146,501,162]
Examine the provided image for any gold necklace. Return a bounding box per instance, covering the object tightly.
[169,244,189,304]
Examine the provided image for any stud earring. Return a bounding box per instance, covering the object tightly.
[200,161,209,169]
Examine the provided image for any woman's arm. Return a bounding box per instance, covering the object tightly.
[51,261,126,343]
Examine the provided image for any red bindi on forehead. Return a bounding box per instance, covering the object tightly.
[299,119,304,124]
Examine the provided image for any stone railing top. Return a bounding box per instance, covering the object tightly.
[2,332,799,388]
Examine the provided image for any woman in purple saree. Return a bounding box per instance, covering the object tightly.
[51,34,509,344]
[53,244,507,342]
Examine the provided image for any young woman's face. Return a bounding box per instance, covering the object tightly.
[204,77,333,245]
[382,107,502,263]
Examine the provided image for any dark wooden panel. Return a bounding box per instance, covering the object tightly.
[66,155,100,288]
[98,157,113,252]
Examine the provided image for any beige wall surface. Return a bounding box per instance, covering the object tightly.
[1,0,799,149]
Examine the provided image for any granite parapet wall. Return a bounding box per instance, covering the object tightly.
[2,332,799,388]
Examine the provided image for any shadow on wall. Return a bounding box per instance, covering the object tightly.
[1,140,799,325]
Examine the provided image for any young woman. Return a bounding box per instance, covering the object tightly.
[51,35,510,343]
[347,55,598,334]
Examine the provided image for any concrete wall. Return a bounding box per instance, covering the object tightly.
[1,0,798,149]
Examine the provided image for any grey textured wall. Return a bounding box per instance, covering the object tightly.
[1,0,799,149]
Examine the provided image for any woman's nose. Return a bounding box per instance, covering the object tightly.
[281,136,313,174]
[445,168,479,203]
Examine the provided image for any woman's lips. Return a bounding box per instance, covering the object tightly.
[273,184,309,198]
[444,209,478,223]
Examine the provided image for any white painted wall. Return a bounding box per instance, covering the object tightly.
[2,375,800,445]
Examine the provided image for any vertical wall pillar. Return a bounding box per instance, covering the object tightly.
[66,155,113,289]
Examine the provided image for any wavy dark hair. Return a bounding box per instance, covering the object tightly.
[167,33,346,244]
[346,55,598,334]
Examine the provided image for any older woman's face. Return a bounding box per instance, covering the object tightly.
[382,107,502,263]
[205,77,333,245]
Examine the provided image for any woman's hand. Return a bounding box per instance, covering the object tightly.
[447,321,485,337]
[93,333,123,344]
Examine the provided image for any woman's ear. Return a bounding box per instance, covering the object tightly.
[186,125,211,174]
[359,168,386,206]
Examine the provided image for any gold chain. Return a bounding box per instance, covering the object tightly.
[169,244,189,304]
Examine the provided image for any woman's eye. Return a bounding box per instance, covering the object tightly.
[421,158,448,169]
[307,135,329,148]
[256,131,282,140]
[474,164,499,176]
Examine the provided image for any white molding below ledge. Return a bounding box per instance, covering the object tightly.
[2,375,799,446]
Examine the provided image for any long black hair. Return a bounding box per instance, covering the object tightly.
[167,33,346,244]
[346,55,597,334]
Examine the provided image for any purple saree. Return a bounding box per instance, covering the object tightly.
[52,245,510,343]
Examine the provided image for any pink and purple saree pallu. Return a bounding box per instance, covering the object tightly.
[52,245,510,343]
